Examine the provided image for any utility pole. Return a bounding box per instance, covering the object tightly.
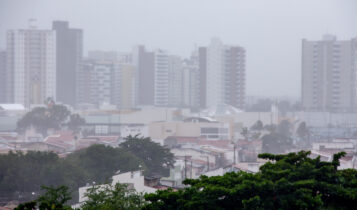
[190,160,193,178]
[184,156,187,179]
[233,144,236,164]
[206,156,209,171]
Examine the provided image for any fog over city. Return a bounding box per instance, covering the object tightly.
[1,0,356,97]
[1,0,357,209]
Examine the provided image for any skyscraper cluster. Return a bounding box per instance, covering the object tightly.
[1,21,247,111]
[2,21,357,113]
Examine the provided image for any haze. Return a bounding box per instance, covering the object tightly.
[1,0,356,98]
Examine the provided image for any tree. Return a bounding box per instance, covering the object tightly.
[144,151,357,209]
[250,120,263,131]
[276,120,291,139]
[262,120,293,154]
[67,114,86,134]
[120,135,174,176]
[0,145,143,203]
[240,127,249,140]
[17,104,71,136]
[65,144,144,184]
[296,122,310,147]
[15,186,72,210]
[81,183,145,210]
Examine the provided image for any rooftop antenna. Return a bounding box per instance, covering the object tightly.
[28,18,37,29]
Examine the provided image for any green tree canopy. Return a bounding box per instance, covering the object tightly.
[17,104,71,136]
[0,139,173,203]
[262,120,293,154]
[296,121,310,147]
[15,185,72,210]
[67,114,86,134]
[144,151,357,210]
[81,183,145,210]
[120,135,174,176]
[65,144,144,184]
[16,103,87,137]
[250,120,263,131]
[0,145,143,203]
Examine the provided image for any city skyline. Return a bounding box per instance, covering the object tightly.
[2,21,357,110]
[1,0,357,98]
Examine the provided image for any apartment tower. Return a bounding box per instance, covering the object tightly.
[302,35,357,112]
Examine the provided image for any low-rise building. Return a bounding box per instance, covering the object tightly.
[78,170,157,203]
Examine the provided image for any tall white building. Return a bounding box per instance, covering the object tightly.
[78,60,115,107]
[205,38,246,110]
[6,28,56,107]
[182,51,200,109]
[78,59,136,109]
[302,35,357,112]
[206,38,225,107]
[168,55,183,107]
[154,49,169,106]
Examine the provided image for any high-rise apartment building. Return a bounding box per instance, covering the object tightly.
[6,28,56,107]
[117,64,136,109]
[204,38,246,110]
[77,59,136,109]
[198,47,207,109]
[182,60,200,108]
[77,60,114,106]
[302,35,357,112]
[154,49,169,106]
[133,46,155,106]
[52,21,83,107]
[224,46,246,109]
[168,55,183,107]
[0,51,6,103]
[134,46,186,107]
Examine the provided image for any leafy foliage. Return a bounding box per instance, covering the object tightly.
[296,121,310,147]
[65,144,144,184]
[0,136,174,203]
[120,135,174,176]
[262,120,293,154]
[16,104,86,136]
[144,151,357,209]
[67,114,86,134]
[250,120,263,131]
[0,146,142,203]
[81,183,145,210]
[17,104,71,136]
[15,186,72,210]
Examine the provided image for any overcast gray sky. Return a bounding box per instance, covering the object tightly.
[1,0,356,99]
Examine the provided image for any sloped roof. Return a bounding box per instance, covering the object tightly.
[201,103,243,117]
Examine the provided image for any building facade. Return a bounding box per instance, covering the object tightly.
[198,47,207,109]
[182,55,200,109]
[77,59,115,106]
[133,45,155,106]
[78,59,136,109]
[168,55,183,107]
[52,21,83,107]
[154,49,170,107]
[113,64,136,109]
[205,38,246,110]
[6,28,56,107]
[302,35,357,112]
[0,51,6,103]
